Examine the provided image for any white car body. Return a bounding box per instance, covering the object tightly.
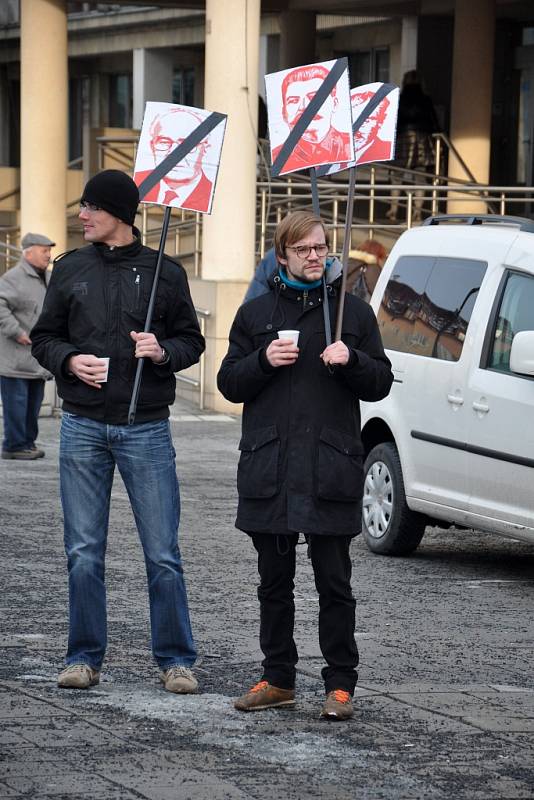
[361,218,534,547]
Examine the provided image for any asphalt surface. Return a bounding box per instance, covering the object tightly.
[1,398,534,799]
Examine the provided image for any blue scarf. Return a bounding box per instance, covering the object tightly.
[278,265,327,291]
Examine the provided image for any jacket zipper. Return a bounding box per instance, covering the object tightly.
[134,272,141,310]
[302,289,308,311]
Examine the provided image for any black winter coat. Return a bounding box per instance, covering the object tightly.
[217,274,393,536]
[31,235,205,424]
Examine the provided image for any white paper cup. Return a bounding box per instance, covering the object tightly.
[95,357,110,383]
[277,330,299,346]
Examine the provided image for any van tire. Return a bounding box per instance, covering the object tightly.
[361,442,426,555]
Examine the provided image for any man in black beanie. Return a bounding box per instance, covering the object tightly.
[31,169,205,693]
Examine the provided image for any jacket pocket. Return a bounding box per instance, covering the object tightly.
[316,426,364,502]
[237,425,280,499]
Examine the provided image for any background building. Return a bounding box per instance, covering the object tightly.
[1,0,534,410]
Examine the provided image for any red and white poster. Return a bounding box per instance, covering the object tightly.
[133,101,227,215]
[327,83,399,175]
[265,59,354,176]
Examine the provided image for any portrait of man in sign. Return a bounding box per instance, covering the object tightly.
[133,102,227,215]
[266,60,354,176]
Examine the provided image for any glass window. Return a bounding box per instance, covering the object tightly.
[173,68,195,106]
[109,74,132,128]
[374,49,390,84]
[488,272,534,372]
[377,255,487,360]
[348,48,389,86]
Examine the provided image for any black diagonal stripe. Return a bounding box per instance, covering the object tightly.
[271,58,349,177]
[315,82,397,177]
[137,111,227,200]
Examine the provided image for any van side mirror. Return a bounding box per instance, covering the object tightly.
[510,330,534,375]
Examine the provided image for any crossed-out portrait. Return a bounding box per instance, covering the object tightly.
[266,60,354,176]
[327,83,399,177]
[133,102,227,215]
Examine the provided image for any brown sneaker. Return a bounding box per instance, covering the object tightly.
[58,664,100,689]
[320,689,353,720]
[1,449,41,460]
[161,666,198,694]
[234,680,295,712]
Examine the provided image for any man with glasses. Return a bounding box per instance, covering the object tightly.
[32,169,204,693]
[218,210,393,720]
[133,107,213,213]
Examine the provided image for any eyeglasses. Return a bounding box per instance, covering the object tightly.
[286,243,328,259]
[79,201,102,213]
[152,136,206,155]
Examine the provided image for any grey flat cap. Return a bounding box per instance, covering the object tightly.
[21,232,56,248]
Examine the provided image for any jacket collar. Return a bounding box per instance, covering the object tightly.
[92,227,143,261]
[18,256,49,283]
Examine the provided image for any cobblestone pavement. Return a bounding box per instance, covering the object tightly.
[1,400,534,799]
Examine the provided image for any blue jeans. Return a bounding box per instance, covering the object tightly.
[59,413,197,670]
[0,376,45,452]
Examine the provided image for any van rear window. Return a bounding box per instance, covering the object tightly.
[377,255,487,360]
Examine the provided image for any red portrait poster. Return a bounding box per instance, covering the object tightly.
[327,83,399,175]
[265,59,354,177]
[133,101,227,215]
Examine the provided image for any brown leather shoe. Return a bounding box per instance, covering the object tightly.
[234,680,295,712]
[320,690,353,720]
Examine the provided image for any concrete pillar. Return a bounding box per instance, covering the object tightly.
[400,17,418,80]
[188,0,259,412]
[279,11,316,70]
[20,0,67,253]
[202,0,259,282]
[448,0,495,213]
[132,48,174,130]
[0,68,9,165]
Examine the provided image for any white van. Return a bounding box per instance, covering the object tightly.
[360,215,534,554]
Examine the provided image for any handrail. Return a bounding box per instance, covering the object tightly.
[175,306,211,410]
[433,131,477,183]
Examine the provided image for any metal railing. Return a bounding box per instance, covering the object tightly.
[0,234,21,273]
[175,307,211,410]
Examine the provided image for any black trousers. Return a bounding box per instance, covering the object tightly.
[251,532,359,694]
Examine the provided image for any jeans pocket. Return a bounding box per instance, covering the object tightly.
[316,426,364,502]
[237,425,280,499]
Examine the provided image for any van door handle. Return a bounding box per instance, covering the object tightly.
[472,401,489,413]
[447,394,464,406]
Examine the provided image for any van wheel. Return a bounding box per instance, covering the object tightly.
[361,442,426,555]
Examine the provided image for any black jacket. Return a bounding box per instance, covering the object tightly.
[31,234,205,424]
[217,273,393,536]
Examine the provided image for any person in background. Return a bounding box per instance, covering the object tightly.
[387,70,439,222]
[0,232,54,460]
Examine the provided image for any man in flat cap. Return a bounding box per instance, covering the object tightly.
[0,232,54,460]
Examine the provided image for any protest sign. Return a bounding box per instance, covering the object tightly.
[323,82,399,176]
[266,59,354,177]
[133,101,227,215]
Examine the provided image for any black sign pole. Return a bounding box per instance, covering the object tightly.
[128,204,172,425]
[334,165,357,342]
[310,167,334,349]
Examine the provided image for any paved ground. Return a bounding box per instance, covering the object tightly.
[1,398,534,799]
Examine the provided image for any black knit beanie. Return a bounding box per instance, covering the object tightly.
[81,170,139,226]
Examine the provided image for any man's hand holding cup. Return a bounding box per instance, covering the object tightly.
[266,330,300,368]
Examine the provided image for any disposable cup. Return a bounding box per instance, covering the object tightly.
[277,330,299,346]
[95,357,110,383]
